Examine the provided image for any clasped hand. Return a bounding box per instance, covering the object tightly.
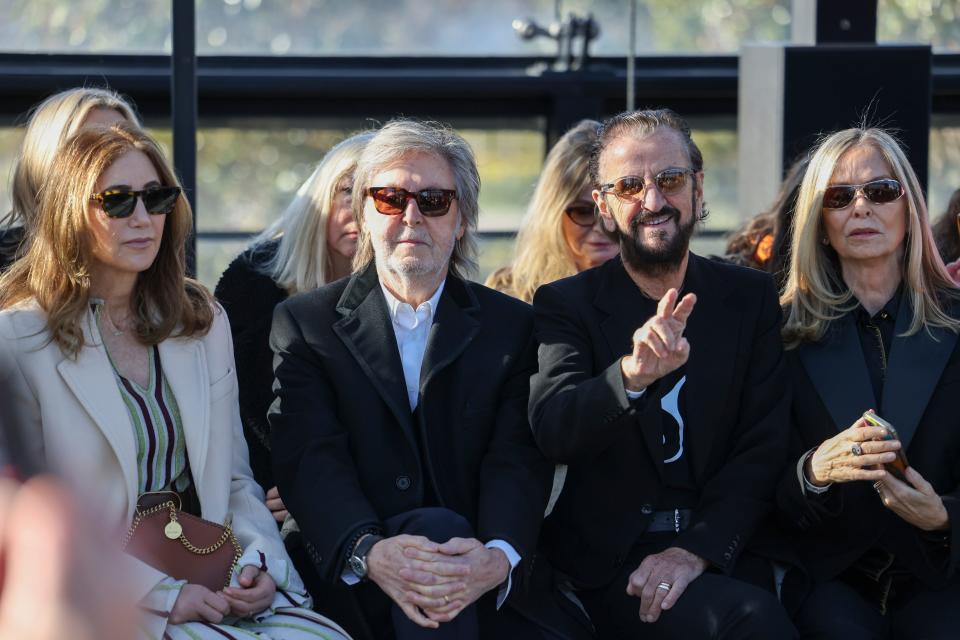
[170,565,276,624]
[367,535,510,629]
[621,288,697,392]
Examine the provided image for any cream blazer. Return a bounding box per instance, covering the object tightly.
[0,301,304,602]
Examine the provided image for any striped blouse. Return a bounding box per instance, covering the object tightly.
[94,305,191,493]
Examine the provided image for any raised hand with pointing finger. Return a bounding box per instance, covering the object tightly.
[621,288,697,392]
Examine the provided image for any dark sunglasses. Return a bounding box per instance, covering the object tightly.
[822,179,904,210]
[90,186,182,219]
[564,203,598,227]
[600,167,694,201]
[368,187,457,217]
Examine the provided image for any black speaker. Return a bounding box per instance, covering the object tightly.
[781,44,931,190]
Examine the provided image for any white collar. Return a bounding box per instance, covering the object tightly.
[379,278,445,329]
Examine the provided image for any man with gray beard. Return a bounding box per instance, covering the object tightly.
[529,108,797,638]
[269,120,588,640]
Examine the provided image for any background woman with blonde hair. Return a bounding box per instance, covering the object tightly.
[486,119,617,302]
[0,86,140,271]
[0,122,349,639]
[776,127,960,637]
[215,130,373,508]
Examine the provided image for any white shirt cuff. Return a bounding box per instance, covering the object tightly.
[341,564,360,585]
[798,448,832,495]
[485,539,520,610]
[625,387,647,400]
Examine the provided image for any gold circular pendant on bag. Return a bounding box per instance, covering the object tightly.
[164,520,183,540]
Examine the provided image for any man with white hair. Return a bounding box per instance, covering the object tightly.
[270,120,586,640]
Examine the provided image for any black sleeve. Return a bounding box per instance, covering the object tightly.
[529,282,657,465]
[269,302,382,584]
[476,322,553,573]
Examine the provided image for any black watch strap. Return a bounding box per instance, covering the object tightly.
[354,533,383,560]
[348,532,384,580]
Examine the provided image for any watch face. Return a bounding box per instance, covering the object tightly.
[349,555,367,578]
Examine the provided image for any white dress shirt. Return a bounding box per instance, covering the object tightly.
[343,279,520,608]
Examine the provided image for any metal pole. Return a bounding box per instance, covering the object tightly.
[172,0,197,276]
[627,0,636,111]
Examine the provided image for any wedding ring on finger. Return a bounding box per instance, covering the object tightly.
[656,581,672,592]
[851,443,864,456]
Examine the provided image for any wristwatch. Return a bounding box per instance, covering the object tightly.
[348,533,383,580]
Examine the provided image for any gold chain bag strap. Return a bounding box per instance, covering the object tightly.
[122,491,242,592]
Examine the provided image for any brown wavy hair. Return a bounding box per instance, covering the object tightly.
[0,123,213,358]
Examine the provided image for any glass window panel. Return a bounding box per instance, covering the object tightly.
[4,0,789,56]
[0,0,171,54]
[878,0,960,51]
[194,117,545,234]
[196,237,251,290]
[197,0,790,56]
[928,115,960,244]
[688,116,738,233]
[0,128,22,219]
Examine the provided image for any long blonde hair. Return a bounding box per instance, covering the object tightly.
[351,119,480,279]
[254,131,373,294]
[781,127,960,348]
[488,119,599,303]
[3,87,140,231]
[0,123,213,358]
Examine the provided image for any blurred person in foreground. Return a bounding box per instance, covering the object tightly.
[0,86,140,272]
[486,119,617,302]
[0,123,349,640]
[529,108,796,639]
[724,154,810,292]
[215,131,374,519]
[270,119,590,640]
[0,369,138,640]
[777,127,960,638]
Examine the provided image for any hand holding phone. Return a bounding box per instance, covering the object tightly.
[862,409,909,481]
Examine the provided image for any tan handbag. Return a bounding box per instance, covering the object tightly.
[123,491,243,592]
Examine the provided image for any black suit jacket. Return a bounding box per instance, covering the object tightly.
[269,264,553,587]
[215,240,288,491]
[776,299,960,598]
[529,254,790,588]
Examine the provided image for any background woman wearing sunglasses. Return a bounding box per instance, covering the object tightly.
[486,119,617,303]
[0,123,349,640]
[214,130,373,520]
[776,127,960,638]
[0,86,140,272]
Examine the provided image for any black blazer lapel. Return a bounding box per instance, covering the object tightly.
[797,313,877,432]
[680,254,741,482]
[333,265,417,445]
[880,300,957,449]
[419,275,481,396]
[594,258,667,479]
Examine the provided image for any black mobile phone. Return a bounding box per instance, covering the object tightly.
[862,409,908,481]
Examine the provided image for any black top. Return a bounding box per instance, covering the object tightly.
[0,226,26,273]
[213,240,288,491]
[853,292,900,405]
